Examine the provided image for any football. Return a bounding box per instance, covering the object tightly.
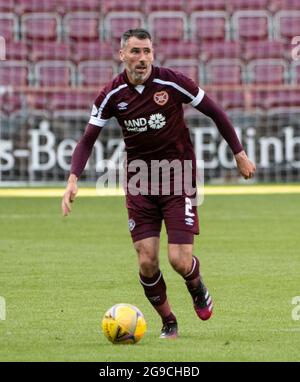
[101,303,147,344]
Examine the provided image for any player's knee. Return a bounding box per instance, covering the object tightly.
[168,246,193,276]
[135,243,158,276]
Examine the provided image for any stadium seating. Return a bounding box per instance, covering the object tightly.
[231,10,272,41]
[1,0,299,116]
[270,0,300,11]
[0,0,14,12]
[205,59,244,84]
[227,0,270,12]
[71,41,114,63]
[186,0,227,12]
[0,61,30,86]
[291,62,300,85]
[164,59,200,83]
[50,91,93,111]
[243,40,287,61]
[5,41,29,60]
[63,12,100,41]
[148,12,188,42]
[246,59,288,84]
[200,41,242,62]
[101,0,143,14]
[77,60,116,87]
[155,41,200,62]
[274,11,300,42]
[0,13,18,41]
[190,11,229,42]
[103,12,145,42]
[144,0,185,13]
[56,0,101,15]
[21,13,61,41]
[17,0,61,14]
[29,42,72,62]
[34,60,76,87]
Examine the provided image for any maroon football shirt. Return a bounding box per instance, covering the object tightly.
[88,66,204,164]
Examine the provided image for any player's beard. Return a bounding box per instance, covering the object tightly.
[129,64,150,85]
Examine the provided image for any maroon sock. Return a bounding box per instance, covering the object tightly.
[184,256,201,295]
[139,270,176,324]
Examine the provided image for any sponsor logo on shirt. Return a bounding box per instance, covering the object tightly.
[117,102,128,110]
[153,91,169,106]
[124,113,166,132]
[148,113,166,130]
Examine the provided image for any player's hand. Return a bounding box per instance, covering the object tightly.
[234,150,256,180]
[61,175,78,216]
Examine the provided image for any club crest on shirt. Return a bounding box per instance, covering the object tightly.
[153,91,169,106]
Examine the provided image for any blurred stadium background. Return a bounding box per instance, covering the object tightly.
[0,0,300,185]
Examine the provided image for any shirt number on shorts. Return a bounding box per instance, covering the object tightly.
[185,197,195,217]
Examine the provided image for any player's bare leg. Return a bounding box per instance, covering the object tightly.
[168,243,213,321]
[134,237,177,338]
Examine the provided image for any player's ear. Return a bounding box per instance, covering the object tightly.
[119,49,125,62]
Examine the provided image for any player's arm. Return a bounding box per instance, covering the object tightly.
[61,124,101,216]
[195,94,256,179]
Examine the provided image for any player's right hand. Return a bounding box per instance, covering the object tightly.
[61,175,78,216]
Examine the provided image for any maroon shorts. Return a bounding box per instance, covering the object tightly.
[126,193,199,244]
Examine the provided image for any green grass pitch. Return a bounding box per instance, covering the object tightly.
[0,193,299,362]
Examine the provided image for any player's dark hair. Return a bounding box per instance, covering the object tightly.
[121,29,152,48]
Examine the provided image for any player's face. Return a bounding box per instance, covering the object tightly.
[120,37,154,85]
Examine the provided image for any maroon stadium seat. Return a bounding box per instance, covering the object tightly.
[0,13,18,41]
[29,42,72,62]
[209,90,246,110]
[145,0,185,13]
[50,91,93,111]
[21,13,61,41]
[270,0,300,11]
[186,0,227,12]
[274,11,300,42]
[77,60,116,87]
[56,0,101,14]
[291,62,300,85]
[155,41,200,62]
[34,60,76,87]
[0,0,14,12]
[101,0,143,14]
[5,41,28,60]
[148,12,188,42]
[227,0,269,12]
[17,0,59,14]
[63,12,100,42]
[200,41,242,62]
[231,10,272,41]
[164,59,200,83]
[251,90,300,109]
[72,41,114,63]
[103,12,145,42]
[190,12,229,42]
[0,61,30,86]
[247,59,288,85]
[205,59,244,85]
[243,40,287,61]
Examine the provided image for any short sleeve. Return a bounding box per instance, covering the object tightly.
[88,87,114,128]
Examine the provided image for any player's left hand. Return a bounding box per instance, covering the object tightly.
[234,150,256,180]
